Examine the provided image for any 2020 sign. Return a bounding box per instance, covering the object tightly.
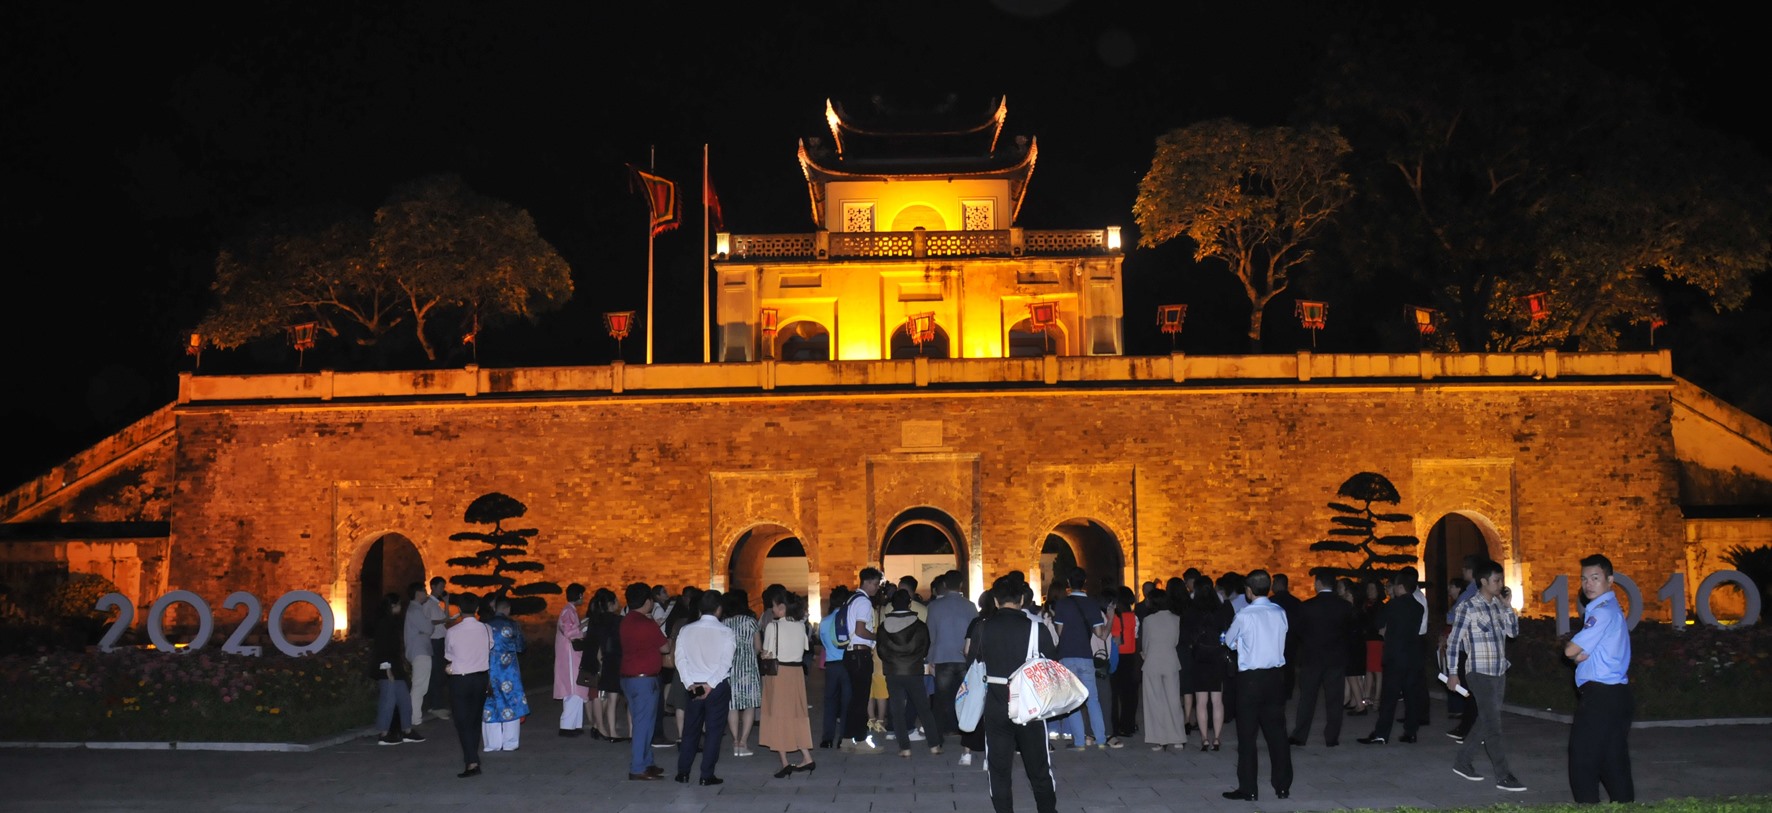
[95,590,336,657]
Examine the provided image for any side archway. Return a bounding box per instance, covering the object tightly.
[724,523,814,614]
[890,325,951,359]
[772,320,831,361]
[347,532,426,638]
[880,507,969,596]
[1034,518,1126,597]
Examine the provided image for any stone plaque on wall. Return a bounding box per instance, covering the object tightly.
[901,420,943,448]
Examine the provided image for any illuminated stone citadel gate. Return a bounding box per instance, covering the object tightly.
[7,349,1769,632]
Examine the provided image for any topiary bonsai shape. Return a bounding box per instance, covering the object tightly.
[446,492,561,616]
[1309,471,1421,582]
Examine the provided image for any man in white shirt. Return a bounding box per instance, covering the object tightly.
[404,581,445,728]
[840,568,884,752]
[1222,570,1292,802]
[443,593,492,778]
[672,590,736,785]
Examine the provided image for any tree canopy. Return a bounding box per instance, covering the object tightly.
[1133,119,1353,351]
[1302,16,1772,351]
[196,173,573,361]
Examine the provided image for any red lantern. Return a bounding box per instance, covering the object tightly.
[1408,305,1437,336]
[286,322,317,351]
[1028,301,1058,332]
[185,333,203,356]
[1157,304,1187,334]
[1295,300,1327,330]
[1523,292,1550,322]
[760,307,780,338]
[905,312,936,346]
[603,311,635,341]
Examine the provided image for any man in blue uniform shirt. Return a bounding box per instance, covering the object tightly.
[1221,569,1292,802]
[1564,554,1633,804]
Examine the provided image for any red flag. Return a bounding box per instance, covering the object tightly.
[627,165,680,237]
[705,174,725,232]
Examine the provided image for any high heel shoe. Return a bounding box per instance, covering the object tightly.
[773,765,796,779]
[794,761,817,773]
[1200,741,1210,752]
[1211,740,1221,751]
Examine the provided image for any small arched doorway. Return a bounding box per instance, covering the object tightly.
[1423,513,1496,622]
[354,533,425,635]
[881,507,968,596]
[726,524,811,614]
[1037,519,1125,597]
[890,325,951,359]
[1008,318,1066,357]
[774,321,831,361]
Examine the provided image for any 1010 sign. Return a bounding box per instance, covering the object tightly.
[1537,569,1762,635]
[94,589,336,657]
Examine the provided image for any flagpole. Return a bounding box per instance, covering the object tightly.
[646,146,655,365]
[702,143,711,364]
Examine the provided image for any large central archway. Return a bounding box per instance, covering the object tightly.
[881,507,969,596]
[726,524,811,615]
[1036,519,1125,597]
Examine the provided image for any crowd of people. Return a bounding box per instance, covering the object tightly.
[363,553,1636,807]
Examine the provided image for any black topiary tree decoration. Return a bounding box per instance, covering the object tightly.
[1308,472,1421,582]
[446,492,561,617]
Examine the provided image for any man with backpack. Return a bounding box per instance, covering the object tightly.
[1050,568,1120,749]
[839,568,885,753]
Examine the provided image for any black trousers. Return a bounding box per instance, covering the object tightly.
[932,662,967,736]
[1568,682,1634,803]
[676,679,731,780]
[887,673,943,750]
[1371,661,1421,739]
[983,687,1057,813]
[1233,667,1293,794]
[1291,661,1345,744]
[446,671,489,767]
[1110,652,1141,736]
[428,637,448,710]
[842,648,874,740]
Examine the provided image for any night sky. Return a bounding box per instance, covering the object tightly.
[3,2,1767,492]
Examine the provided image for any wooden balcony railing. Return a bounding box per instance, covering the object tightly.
[725,228,1113,260]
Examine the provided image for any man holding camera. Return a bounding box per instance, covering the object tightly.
[1444,559,1523,792]
[673,589,736,785]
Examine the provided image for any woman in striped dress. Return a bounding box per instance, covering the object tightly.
[724,589,763,757]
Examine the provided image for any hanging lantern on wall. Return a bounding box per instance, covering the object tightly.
[604,310,636,358]
[1523,292,1550,322]
[760,307,780,338]
[1028,301,1058,332]
[1295,300,1327,348]
[1408,305,1437,336]
[905,312,936,346]
[1157,304,1187,334]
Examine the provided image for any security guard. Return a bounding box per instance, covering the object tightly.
[1564,554,1634,803]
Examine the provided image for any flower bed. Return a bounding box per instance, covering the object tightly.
[0,639,375,742]
[1503,618,1772,720]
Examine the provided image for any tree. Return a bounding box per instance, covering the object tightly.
[195,174,574,361]
[1308,471,1421,582]
[1133,118,1353,351]
[1303,12,1772,351]
[372,174,574,360]
[446,492,561,617]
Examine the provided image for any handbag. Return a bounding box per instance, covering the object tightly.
[759,620,780,677]
[1008,618,1089,724]
[955,658,987,732]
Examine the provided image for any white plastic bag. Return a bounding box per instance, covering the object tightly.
[955,659,987,732]
[1007,618,1088,724]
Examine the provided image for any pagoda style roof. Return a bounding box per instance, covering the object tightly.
[798,94,1037,228]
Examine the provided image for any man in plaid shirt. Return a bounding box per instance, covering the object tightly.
[1444,559,1524,792]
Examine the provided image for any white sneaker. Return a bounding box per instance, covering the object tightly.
[958,753,972,767]
[908,728,927,742]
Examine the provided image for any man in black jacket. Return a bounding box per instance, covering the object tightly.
[1289,572,1354,747]
[1359,573,1426,745]
[975,578,1060,813]
[879,589,943,757]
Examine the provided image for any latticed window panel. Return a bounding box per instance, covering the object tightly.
[831,232,913,257]
[732,233,817,258]
[926,231,1009,257]
[1024,229,1106,254]
[961,201,994,231]
[843,202,875,233]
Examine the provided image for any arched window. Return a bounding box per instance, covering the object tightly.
[1007,317,1064,357]
[890,325,950,359]
[773,321,831,361]
[890,204,947,232]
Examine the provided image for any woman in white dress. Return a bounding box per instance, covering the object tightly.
[1140,591,1188,751]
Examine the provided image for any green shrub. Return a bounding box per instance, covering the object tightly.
[1506,618,1772,719]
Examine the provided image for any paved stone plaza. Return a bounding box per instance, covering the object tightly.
[4,697,1768,812]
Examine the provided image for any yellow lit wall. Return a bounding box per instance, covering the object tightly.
[825,178,1015,231]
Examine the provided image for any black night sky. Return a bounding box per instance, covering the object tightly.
[3,2,1768,491]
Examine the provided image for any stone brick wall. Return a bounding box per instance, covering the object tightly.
[164,381,1686,625]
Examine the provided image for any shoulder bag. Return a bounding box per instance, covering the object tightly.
[1008,617,1089,724]
[759,619,780,677]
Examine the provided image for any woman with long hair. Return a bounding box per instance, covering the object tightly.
[1334,578,1368,715]
[1139,590,1187,751]
[587,588,627,741]
[758,591,817,777]
[1182,580,1232,751]
[1109,584,1142,738]
[724,589,763,757]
